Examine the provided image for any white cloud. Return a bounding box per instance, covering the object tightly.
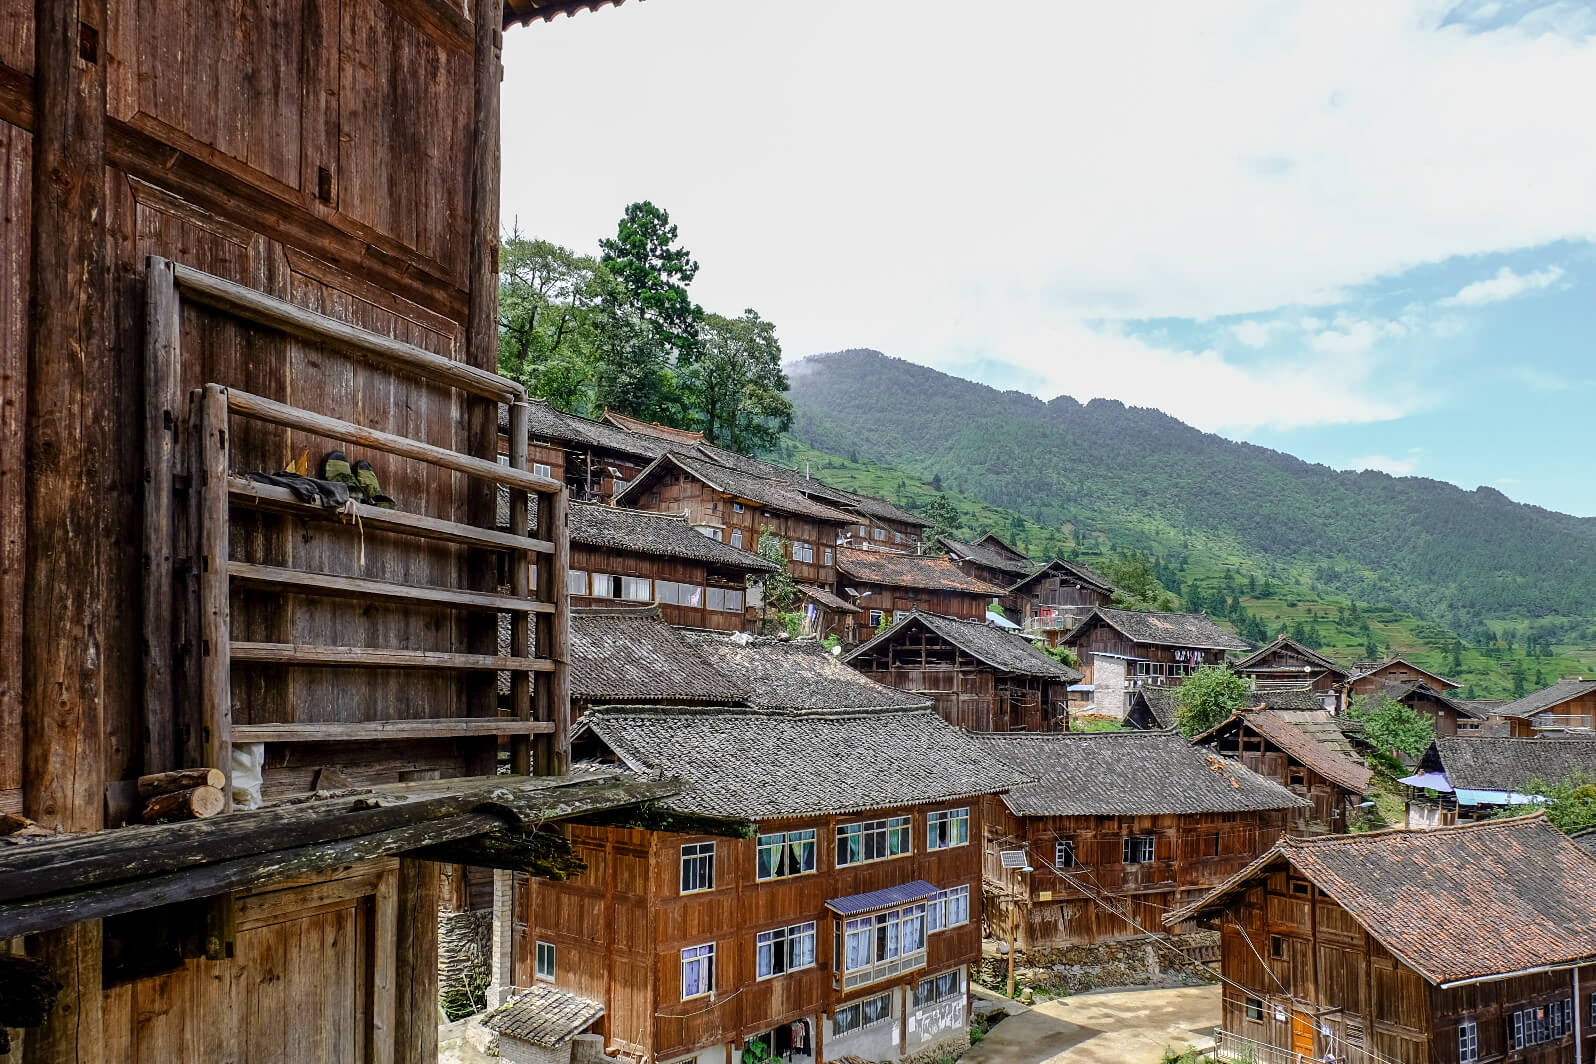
[1441,265,1566,306]
[1347,452,1423,476]
[1510,366,1573,392]
[1229,319,1286,348]
[501,1,1596,429]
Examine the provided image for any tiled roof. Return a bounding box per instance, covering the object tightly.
[1351,656,1458,690]
[1231,710,1374,793]
[617,452,857,525]
[1251,689,1332,711]
[568,606,750,705]
[798,583,861,614]
[826,880,938,916]
[1131,688,1182,729]
[1231,636,1351,678]
[1006,558,1115,596]
[1573,828,1596,860]
[940,535,1035,578]
[600,410,705,444]
[574,707,1027,819]
[1377,680,1480,719]
[1062,608,1250,652]
[1167,814,1596,985]
[835,547,1007,596]
[1431,735,1596,792]
[845,611,1082,682]
[516,399,671,461]
[680,631,928,712]
[483,983,604,1048]
[973,731,1307,817]
[1498,679,1596,720]
[569,502,777,571]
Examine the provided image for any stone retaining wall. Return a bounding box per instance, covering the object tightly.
[974,932,1218,997]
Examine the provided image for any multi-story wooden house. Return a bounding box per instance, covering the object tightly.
[568,502,777,631]
[0,1,664,1059]
[1371,680,1483,737]
[941,534,1035,590]
[1060,608,1251,717]
[1167,814,1596,1064]
[618,453,855,587]
[513,399,672,504]
[1003,559,1116,640]
[1346,656,1459,706]
[795,584,864,642]
[1496,678,1596,736]
[1231,636,1351,697]
[974,731,1306,948]
[833,548,1005,643]
[517,706,1024,1064]
[845,611,1083,732]
[1401,735,1596,823]
[1190,709,1374,834]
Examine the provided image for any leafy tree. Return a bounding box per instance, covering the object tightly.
[1451,640,1463,673]
[1042,643,1079,669]
[1515,772,1596,834]
[918,494,962,553]
[688,309,793,454]
[752,530,800,622]
[1100,549,1179,612]
[497,233,610,412]
[930,473,944,492]
[1175,667,1250,737]
[1347,695,1434,759]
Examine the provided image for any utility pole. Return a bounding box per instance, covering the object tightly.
[1007,848,1034,998]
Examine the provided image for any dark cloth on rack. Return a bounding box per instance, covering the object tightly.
[245,471,351,508]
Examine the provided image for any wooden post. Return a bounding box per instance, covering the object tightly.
[549,486,569,774]
[193,385,233,810]
[394,858,440,1064]
[24,0,109,1058]
[142,256,182,777]
[509,401,532,776]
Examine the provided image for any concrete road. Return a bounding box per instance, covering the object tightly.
[961,984,1219,1064]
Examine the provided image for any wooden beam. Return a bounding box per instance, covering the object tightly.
[142,256,181,778]
[510,401,533,775]
[574,803,756,840]
[195,385,233,811]
[231,642,556,672]
[171,263,524,404]
[394,858,440,1064]
[228,561,555,614]
[227,476,555,555]
[225,387,561,495]
[413,827,587,880]
[232,719,555,743]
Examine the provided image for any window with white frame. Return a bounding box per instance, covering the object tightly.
[1457,1021,1477,1063]
[836,816,911,865]
[680,943,715,1000]
[927,808,969,850]
[656,580,704,608]
[872,528,886,541]
[567,570,588,595]
[831,991,892,1037]
[733,502,745,513]
[1245,998,1264,1023]
[1122,835,1156,864]
[1055,838,1077,868]
[839,904,927,989]
[823,547,833,567]
[590,573,621,599]
[731,529,743,549]
[927,885,969,931]
[792,541,814,564]
[756,829,816,880]
[533,462,552,479]
[680,842,715,894]
[1509,1010,1524,1050]
[707,587,745,613]
[535,940,556,981]
[868,610,885,628]
[622,576,652,602]
[756,921,816,979]
[698,527,722,542]
[913,969,963,1007]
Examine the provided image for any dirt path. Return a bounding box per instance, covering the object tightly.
[961,985,1219,1064]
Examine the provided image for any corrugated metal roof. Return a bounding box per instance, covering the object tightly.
[826,880,939,916]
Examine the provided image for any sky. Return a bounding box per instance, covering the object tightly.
[502,0,1596,516]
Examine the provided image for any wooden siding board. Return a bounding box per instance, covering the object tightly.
[0,118,26,794]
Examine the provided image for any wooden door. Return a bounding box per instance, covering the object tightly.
[1291,1010,1316,1059]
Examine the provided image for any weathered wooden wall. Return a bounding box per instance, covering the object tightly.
[569,545,755,632]
[0,115,26,816]
[849,628,1069,732]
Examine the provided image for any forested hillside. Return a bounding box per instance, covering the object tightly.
[786,349,1596,655]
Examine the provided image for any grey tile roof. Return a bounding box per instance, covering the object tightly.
[1349,656,1458,690]
[826,880,938,916]
[1498,678,1596,720]
[517,399,672,461]
[1573,828,1596,860]
[1063,608,1251,652]
[569,502,777,572]
[1130,688,1182,729]
[1377,680,1480,719]
[1168,814,1596,985]
[1432,735,1596,792]
[574,707,1028,819]
[617,452,857,525]
[973,731,1308,817]
[1006,558,1116,596]
[798,584,861,614]
[1208,710,1374,794]
[1232,635,1351,678]
[845,611,1082,682]
[835,547,1007,596]
[941,535,1035,578]
[483,983,604,1047]
[680,631,929,712]
[568,606,751,705]
[1251,689,1333,711]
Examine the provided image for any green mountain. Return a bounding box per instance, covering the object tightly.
[778,349,1596,695]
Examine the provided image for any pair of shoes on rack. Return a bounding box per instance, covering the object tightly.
[320,451,398,509]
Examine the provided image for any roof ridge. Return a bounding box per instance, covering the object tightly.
[1281,808,1547,848]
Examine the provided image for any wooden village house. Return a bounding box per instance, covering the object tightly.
[0,0,693,1060]
[1002,559,1116,641]
[1495,678,1596,736]
[566,503,777,631]
[516,706,1024,1064]
[941,534,1036,591]
[844,611,1083,732]
[1231,636,1351,698]
[974,732,1306,949]
[1401,735,1596,825]
[618,453,855,588]
[832,549,1006,643]
[514,400,672,504]
[1375,680,1485,737]
[1060,608,1250,718]
[566,606,755,718]
[1190,708,1374,834]
[1167,814,1596,1064]
[1346,656,1460,707]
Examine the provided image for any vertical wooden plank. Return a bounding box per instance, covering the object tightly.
[0,120,29,806]
[393,858,440,1064]
[509,401,532,775]
[141,256,180,777]
[24,0,109,1057]
[194,384,233,809]
[549,485,569,773]
[370,865,398,1064]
